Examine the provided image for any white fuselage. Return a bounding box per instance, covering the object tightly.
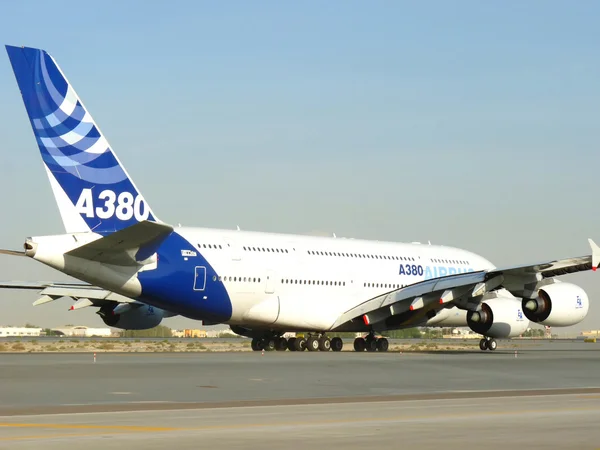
[27,225,497,331]
[176,227,496,330]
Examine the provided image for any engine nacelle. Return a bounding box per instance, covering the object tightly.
[522,282,589,327]
[100,304,164,330]
[467,297,529,338]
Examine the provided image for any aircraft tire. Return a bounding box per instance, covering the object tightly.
[306,336,320,351]
[251,338,262,351]
[294,337,306,351]
[479,338,488,351]
[275,337,288,351]
[353,337,366,352]
[331,337,343,352]
[264,338,276,351]
[287,337,297,351]
[318,336,331,351]
[365,337,378,352]
[488,339,497,351]
[377,338,389,352]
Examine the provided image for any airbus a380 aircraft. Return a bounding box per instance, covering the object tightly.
[0,45,596,353]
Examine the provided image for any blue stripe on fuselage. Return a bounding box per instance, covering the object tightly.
[137,232,232,322]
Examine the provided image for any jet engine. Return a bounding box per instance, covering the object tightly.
[467,297,529,338]
[522,282,589,327]
[99,304,165,330]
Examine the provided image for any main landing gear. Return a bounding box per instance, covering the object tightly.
[251,334,344,352]
[353,334,389,352]
[479,337,497,351]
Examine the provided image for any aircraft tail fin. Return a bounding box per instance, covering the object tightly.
[5,45,157,234]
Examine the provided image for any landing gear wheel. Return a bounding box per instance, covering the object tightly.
[251,338,263,351]
[294,338,306,351]
[487,339,497,351]
[318,336,331,352]
[263,338,276,352]
[287,337,297,351]
[366,338,378,352]
[479,338,488,351]
[275,338,288,351]
[377,338,389,352]
[331,337,344,352]
[353,337,366,352]
[306,336,320,352]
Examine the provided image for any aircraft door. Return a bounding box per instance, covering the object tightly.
[265,269,277,294]
[223,238,242,261]
[193,266,207,291]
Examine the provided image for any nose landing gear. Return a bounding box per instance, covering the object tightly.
[479,337,497,351]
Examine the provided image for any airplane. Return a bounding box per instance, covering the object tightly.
[0,45,595,353]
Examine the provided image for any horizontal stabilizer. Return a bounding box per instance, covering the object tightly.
[66,220,173,266]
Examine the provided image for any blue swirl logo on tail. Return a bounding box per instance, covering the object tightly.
[5,45,155,233]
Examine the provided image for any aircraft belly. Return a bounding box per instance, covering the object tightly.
[241,295,279,325]
[273,295,339,331]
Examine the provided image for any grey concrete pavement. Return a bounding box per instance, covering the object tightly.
[0,394,598,449]
[0,341,599,448]
[0,340,598,412]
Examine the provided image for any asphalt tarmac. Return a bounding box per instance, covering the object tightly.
[0,340,598,449]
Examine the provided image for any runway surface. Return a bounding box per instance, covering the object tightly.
[0,340,599,449]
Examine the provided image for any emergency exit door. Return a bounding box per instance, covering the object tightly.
[194,266,207,291]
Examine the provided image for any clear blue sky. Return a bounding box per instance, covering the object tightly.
[0,1,598,332]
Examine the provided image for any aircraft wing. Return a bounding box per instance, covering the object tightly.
[331,240,598,330]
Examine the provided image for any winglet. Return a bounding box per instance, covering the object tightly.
[589,239,600,271]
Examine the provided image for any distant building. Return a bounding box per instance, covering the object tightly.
[581,330,600,337]
[52,326,112,337]
[0,327,42,337]
[172,329,207,338]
